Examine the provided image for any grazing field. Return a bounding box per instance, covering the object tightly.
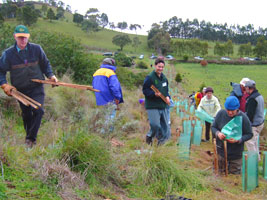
[174,63,267,104]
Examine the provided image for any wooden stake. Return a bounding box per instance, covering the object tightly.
[213,138,219,175]
[15,90,42,107]
[150,85,170,105]
[224,140,228,176]
[263,153,266,179]
[31,79,100,92]
[10,90,39,110]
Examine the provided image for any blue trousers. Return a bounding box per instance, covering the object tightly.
[18,85,45,142]
[146,108,168,145]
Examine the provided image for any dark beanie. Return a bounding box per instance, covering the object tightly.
[205,87,213,93]
[224,96,240,110]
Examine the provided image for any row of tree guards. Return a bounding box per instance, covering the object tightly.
[168,88,267,193]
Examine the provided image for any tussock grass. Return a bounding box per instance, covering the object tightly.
[124,148,206,199]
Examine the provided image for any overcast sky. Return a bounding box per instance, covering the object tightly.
[60,0,267,35]
[8,0,267,35]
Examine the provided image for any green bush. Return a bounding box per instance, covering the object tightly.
[183,55,189,61]
[0,24,14,52]
[60,132,112,184]
[31,30,100,84]
[131,153,205,197]
[114,52,133,67]
[136,61,148,69]
[0,181,7,200]
[116,67,147,89]
[175,73,182,83]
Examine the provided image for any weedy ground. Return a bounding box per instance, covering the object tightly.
[0,64,266,200]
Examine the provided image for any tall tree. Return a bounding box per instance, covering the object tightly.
[0,13,4,26]
[117,22,128,32]
[47,8,55,22]
[56,6,65,19]
[132,36,141,52]
[130,24,142,34]
[112,34,131,51]
[99,13,108,28]
[225,40,234,56]
[66,5,71,13]
[73,13,83,25]
[82,19,99,33]
[16,5,38,26]
[41,4,48,16]
[109,22,115,30]
[148,30,171,55]
[253,36,267,59]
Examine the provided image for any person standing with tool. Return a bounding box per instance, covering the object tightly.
[0,25,57,148]
[142,58,170,145]
[244,80,264,160]
[92,58,123,133]
[211,96,252,174]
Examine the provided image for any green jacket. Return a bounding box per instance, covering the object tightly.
[142,70,169,109]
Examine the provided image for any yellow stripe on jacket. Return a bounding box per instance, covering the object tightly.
[93,68,115,78]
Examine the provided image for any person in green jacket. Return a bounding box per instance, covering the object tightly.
[142,58,170,145]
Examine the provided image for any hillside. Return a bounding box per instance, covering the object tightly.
[1,6,267,200]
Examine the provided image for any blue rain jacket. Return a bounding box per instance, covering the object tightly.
[92,64,123,106]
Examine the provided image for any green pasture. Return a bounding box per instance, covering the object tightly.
[175,63,267,105]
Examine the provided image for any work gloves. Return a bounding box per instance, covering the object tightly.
[49,75,58,83]
[49,75,58,88]
[1,84,16,96]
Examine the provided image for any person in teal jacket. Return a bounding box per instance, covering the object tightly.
[142,58,170,145]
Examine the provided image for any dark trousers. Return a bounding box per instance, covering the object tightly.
[18,85,45,142]
[218,154,242,174]
[205,121,211,141]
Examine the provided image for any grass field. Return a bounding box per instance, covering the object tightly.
[2,11,267,199]
[175,63,267,104]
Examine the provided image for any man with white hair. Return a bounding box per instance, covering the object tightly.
[230,77,250,112]
[245,80,264,158]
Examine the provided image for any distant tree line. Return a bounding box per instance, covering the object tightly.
[161,16,267,45]
[0,0,72,26]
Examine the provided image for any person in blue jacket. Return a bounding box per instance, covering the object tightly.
[92,58,123,133]
[0,25,58,148]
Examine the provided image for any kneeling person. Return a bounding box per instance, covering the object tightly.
[211,96,252,174]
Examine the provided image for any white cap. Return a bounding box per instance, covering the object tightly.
[240,78,250,86]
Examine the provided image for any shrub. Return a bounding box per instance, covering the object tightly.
[183,55,189,61]
[175,73,182,83]
[116,67,147,89]
[200,60,208,67]
[31,30,100,84]
[60,132,112,185]
[114,52,133,67]
[136,61,148,69]
[199,82,206,92]
[131,152,205,197]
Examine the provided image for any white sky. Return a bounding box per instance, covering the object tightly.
[4,0,267,35]
[61,0,267,35]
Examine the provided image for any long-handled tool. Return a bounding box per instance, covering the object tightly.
[31,79,100,92]
[224,140,228,176]
[10,90,40,109]
[213,138,219,175]
[150,85,170,105]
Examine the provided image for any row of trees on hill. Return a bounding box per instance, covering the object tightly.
[0,0,70,26]
[73,9,142,35]
[147,23,267,59]
[161,16,267,45]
